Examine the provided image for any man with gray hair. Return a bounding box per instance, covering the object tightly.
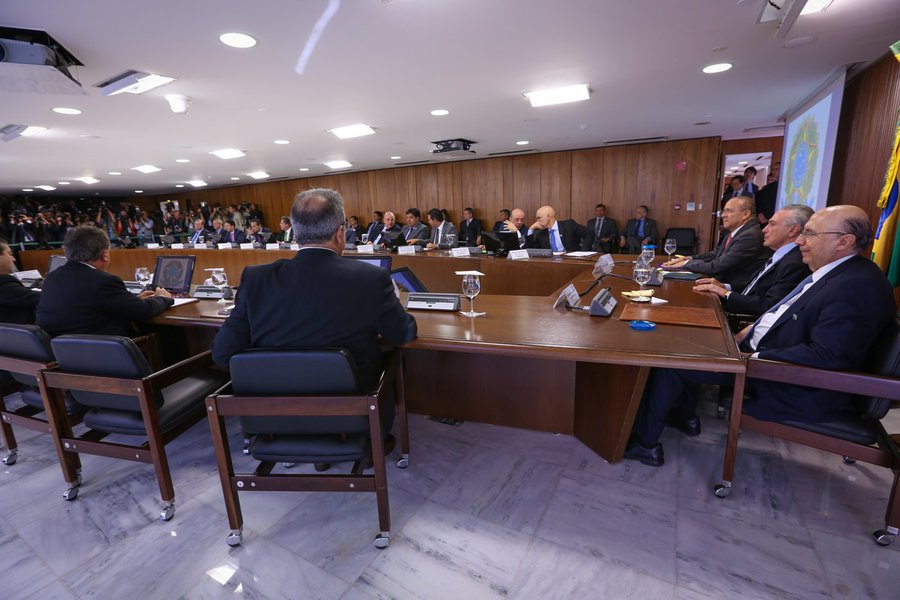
[36,226,173,337]
[692,204,813,316]
[212,188,417,390]
[625,204,895,467]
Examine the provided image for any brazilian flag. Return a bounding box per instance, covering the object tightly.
[871,40,900,286]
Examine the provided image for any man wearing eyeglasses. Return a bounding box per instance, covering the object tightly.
[625,205,894,467]
[663,196,768,292]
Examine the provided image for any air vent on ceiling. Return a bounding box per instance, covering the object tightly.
[487,149,539,157]
[604,136,668,146]
[0,26,85,95]
[395,160,432,166]
[742,125,784,133]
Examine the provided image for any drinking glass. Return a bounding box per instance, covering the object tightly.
[632,264,652,301]
[446,233,457,248]
[197,235,205,246]
[361,233,369,244]
[135,267,151,290]
[210,269,229,304]
[640,245,655,266]
[664,238,676,260]
[461,274,485,317]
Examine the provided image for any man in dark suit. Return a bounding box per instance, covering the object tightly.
[401,208,429,245]
[0,240,40,324]
[276,216,294,243]
[458,207,482,247]
[492,209,511,233]
[211,188,417,391]
[741,166,760,198]
[663,196,768,292]
[364,211,384,242]
[368,211,401,246]
[625,205,896,467]
[584,203,618,252]
[188,218,213,245]
[721,175,744,206]
[246,219,271,245]
[755,164,780,225]
[620,205,658,253]
[346,215,365,243]
[36,226,173,337]
[526,206,588,252]
[222,220,246,244]
[425,209,459,250]
[693,204,812,316]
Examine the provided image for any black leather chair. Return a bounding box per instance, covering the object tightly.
[205,347,408,548]
[0,324,84,466]
[664,227,697,255]
[40,335,228,520]
[714,315,900,546]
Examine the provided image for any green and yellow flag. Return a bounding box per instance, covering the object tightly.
[870,40,900,286]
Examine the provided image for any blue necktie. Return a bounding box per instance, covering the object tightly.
[746,274,813,344]
[549,229,559,252]
[637,219,644,238]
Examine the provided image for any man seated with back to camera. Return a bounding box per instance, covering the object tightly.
[211,189,417,463]
[624,205,895,467]
[0,239,41,324]
[692,204,812,317]
[36,226,173,337]
[663,196,769,292]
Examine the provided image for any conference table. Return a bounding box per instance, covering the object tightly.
[19,247,746,463]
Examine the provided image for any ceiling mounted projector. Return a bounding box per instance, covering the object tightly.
[0,26,85,95]
[431,138,477,159]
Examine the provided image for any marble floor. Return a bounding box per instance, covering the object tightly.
[1,393,898,599]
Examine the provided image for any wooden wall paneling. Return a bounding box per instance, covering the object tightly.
[512,154,543,221]
[540,151,573,218]
[459,158,486,226]
[435,162,460,221]
[414,164,440,221]
[570,148,603,224]
[599,146,629,227]
[394,167,416,214]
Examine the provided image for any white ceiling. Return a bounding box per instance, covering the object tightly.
[1,0,898,197]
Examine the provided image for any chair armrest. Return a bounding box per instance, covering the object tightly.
[747,358,900,401]
[369,348,401,398]
[131,333,160,370]
[147,350,216,390]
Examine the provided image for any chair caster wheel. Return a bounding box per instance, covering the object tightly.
[282,462,296,469]
[63,485,80,501]
[314,463,331,472]
[226,530,243,547]
[3,451,17,465]
[160,504,176,521]
[373,533,389,549]
[396,456,409,469]
[713,483,731,498]
[873,530,895,546]
[842,456,857,464]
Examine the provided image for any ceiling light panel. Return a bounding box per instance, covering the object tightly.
[702,63,733,74]
[210,148,246,159]
[246,171,270,179]
[52,107,82,115]
[132,165,162,173]
[524,84,590,107]
[325,160,352,169]
[97,70,176,96]
[328,124,375,139]
[187,179,208,187]
[75,176,100,184]
[219,32,257,48]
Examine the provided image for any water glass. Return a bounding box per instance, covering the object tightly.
[446,233,457,248]
[664,238,676,259]
[461,274,485,317]
[135,267,151,290]
[211,269,229,303]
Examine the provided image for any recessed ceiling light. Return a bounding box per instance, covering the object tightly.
[298,168,310,172]
[187,179,208,187]
[132,165,161,174]
[22,188,33,192]
[328,124,375,139]
[219,32,257,48]
[800,0,832,15]
[325,160,352,169]
[96,70,175,96]
[246,171,270,179]
[738,161,749,165]
[430,109,450,116]
[230,177,240,181]
[210,148,246,159]
[57,181,70,185]
[134,190,143,194]
[175,158,190,163]
[390,156,402,160]
[108,171,122,176]
[21,126,48,137]
[175,184,185,188]
[75,176,100,184]
[1,125,47,142]
[274,139,290,145]
[524,84,590,107]
[782,36,816,49]
[165,94,191,114]
[702,63,733,74]
[36,185,56,191]
[516,140,529,146]
[52,107,82,115]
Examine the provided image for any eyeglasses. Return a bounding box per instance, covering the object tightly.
[799,229,847,238]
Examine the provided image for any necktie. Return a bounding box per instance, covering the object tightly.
[549,229,559,252]
[406,227,413,240]
[637,219,644,238]
[746,274,814,344]
[192,231,199,244]
[433,225,440,245]
[742,257,773,294]
[595,218,603,236]
[723,232,733,251]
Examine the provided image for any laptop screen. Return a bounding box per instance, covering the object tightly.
[151,255,196,295]
[47,254,68,275]
[344,255,392,270]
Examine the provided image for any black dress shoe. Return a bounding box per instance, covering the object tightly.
[623,438,665,467]
[665,412,701,437]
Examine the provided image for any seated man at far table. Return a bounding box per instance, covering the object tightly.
[36,226,173,337]
[526,205,587,252]
[625,205,895,467]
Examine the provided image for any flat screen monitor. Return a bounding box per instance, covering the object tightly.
[47,254,68,275]
[151,255,196,295]
[481,231,518,254]
[390,267,428,293]
[382,230,406,250]
[344,255,392,270]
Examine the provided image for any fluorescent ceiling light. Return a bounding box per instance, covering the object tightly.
[175,184,185,188]
[132,165,162,174]
[52,107,82,115]
[325,160,352,169]
[738,161,748,165]
[1,125,48,142]
[57,181,70,185]
[516,140,529,146]
[219,32,257,48]
[274,139,290,145]
[36,185,56,191]
[524,83,590,107]
[298,168,310,172]
[187,179,208,187]
[96,70,176,96]
[702,63,733,74]
[134,190,143,194]
[328,124,375,139]
[165,94,191,114]
[800,0,832,15]
[175,158,190,163]
[246,171,270,179]
[21,126,47,137]
[108,171,122,176]
[210,148,246,159]
[22,188,33,192]
[390,156,402,160]
[430,109,450,116]
[75,176,100,184]
[230,177,240,180]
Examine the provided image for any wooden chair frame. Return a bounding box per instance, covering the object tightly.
[715,357,900,546]
[39,349,216,521]
[205,348,408,548]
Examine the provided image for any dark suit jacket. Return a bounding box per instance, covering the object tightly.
[755,181,778,221]
[429,222,458,249]
[583,217,619,252]
[458,219,482,247]
[745,255,895,423]
[401,222,429,243]
[224,230,246,244]
[685,222,768,292]
[0,274,40,324]
[212,248,417,389]
[36,261,174,337]
[723,245,808,316]
[371,224,401,245]
[276,228,294,243]
[527,220,588,252]
[365,221,382,240]
[346,224,365,243]
[622,218,658,253]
